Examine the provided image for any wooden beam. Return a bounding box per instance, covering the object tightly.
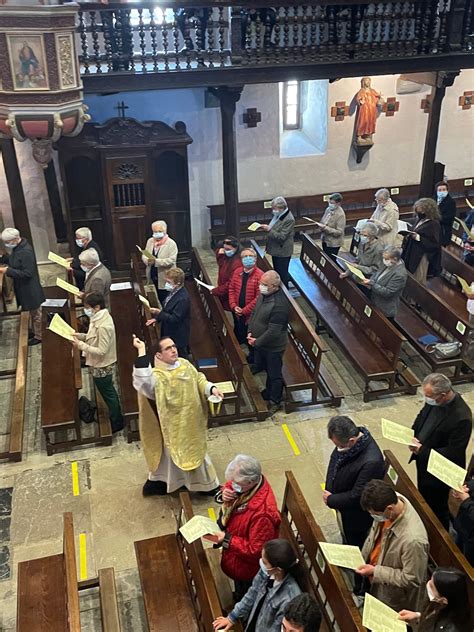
[0,139,32,244]
[211,86,243,238]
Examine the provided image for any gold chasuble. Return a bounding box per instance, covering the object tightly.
[138,358,209,472]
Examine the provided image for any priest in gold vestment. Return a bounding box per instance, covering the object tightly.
[132,335,223,496]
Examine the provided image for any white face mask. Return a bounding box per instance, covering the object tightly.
[383,259,395,267]
[370,513,388,523]
[80,264,89,273]
[164,281,175,292]
[425,396,439,406]
[336,445,351,453]
[259,558,270,575]
[76,239,85,248]
[259,284,269,295]
[4,241,17,249]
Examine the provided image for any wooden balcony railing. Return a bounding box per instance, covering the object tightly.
[76,1,474,77]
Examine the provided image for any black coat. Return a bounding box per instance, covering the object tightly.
[5,239,45,310]
[453,479,474,565]
[437,194,457,246]
[410,393,472,491]
[72,239,104,290]
[156,286,190,350]
[402,218,441,274]
[325,429,384,545]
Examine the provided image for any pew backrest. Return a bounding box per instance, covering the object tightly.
[130,254,159,352]
[383,450,474,604]
[300,233,404,368]
[63,512,81,632]
[281,471,365,632]
[440,247,474,287]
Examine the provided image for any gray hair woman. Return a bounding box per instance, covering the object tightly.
[316,193,346,261]
[341,221,382,281]
[401,198,441,284]
[359,246,407,321]
[142,219,178,304]
[206,455,281,602]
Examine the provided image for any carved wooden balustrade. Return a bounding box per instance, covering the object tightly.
[76,0,473,85]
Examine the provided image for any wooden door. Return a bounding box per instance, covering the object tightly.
[103,154,149,269]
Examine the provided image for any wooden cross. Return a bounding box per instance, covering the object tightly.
[459,91,473,110]
[115,101,129,119]
[421,95,432,114]
[243,108,262,128]
[382,97,400,117]
[330,101,349,121]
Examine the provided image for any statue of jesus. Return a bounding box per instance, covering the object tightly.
[355,77,383,145]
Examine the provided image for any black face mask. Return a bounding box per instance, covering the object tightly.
[417,212,426,219]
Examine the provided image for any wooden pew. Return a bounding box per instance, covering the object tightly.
[280,471,365,632]
[395,274,474,382]
[289,233,419,401]
[17,512,122,632]
[190,247,268,423]
[0,311,28,462]
[383,450,474,605]
[135,491,243,632]
[41,288,112,455]
[251,239,343,411]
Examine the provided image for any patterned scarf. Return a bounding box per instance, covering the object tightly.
[332,427,371,477]
[153,234,169,249]
[220,476,263,527]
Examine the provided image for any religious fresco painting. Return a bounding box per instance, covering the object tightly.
[7,34,49,91]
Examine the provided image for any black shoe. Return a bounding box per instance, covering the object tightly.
[28,337,42,346]
[28,330,35,339]
[199,485,221,497]
[142,480,167,497]
[111,420,124,434]
[260,389,270,401]
[267,401,281,415]
[250,364,262,375]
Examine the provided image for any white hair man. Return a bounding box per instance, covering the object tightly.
[409,373,472,529]
[70,227,104,291]
[141,219,178,304]
[368,188,399,247]
[259,196,295,287]
[0,228,45,345]
[79,248,111,308]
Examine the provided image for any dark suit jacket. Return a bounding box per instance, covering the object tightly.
[410,393,472,490]
[437,194,457,246]
[72,239,104,290]
[156,286,191,350]
[5,239,45,310]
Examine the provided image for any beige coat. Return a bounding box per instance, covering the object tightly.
[76,309,117,368]
[361,494,429,613]
[142,237,178,288]
[320,205,346,247]
[84,263,111,308]
[370,198,399,246]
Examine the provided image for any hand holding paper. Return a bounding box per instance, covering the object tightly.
[195,278,215,291]
[48,251,71,269]
[136,245,156,260]
[179,515,222,544]
[363,593,407,632]
[381,418,415,446]
[427,450,467,492]
[56,277,81,296]
[318,542,365,570]
[248,222,262,231]
[335,256,366,281]
[48,313,76,341]
[138,294,150,308]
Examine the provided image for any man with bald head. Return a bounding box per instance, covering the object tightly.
[247,270,289,414]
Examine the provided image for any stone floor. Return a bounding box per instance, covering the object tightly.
[0,246,473,631]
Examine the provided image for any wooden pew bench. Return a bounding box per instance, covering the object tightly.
[280,471,365,632]
[0,311,28,462]
[135,491,243,632]
[289,233,419,401]
[251,239,343,411]
[17,512,121,631]
[41,288,112,455]
[383,450,474,605]
[426,247,474,322]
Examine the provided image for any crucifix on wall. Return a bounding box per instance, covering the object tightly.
[115,101,129,119]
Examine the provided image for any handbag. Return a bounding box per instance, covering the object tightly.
[425,341,462,360]
[78,395,97,424]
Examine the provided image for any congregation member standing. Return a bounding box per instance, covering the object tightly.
[398,567,473,632]
[141,220,178,304]
[211,236,242,311]
[0,227,45,346]
[146,267,190,358]
[401,198,441,284]
[79,249,112,308]
[247,270,290,414]
[369,188,399,247]
[72,293,123,433]
[357,480,429,613]
[451,481,474,565]
[409,373,472,529]
[228,247,263,356]
[212,539,301,632]
[282,594,322,632]
[435,181,457,247]
[260,196,295,287]
[205,454,280,602]
[132,334,223,497]
[324,416,384,549]
[359,246,407,322]
[70,227,104,290]
[316,193,346,261]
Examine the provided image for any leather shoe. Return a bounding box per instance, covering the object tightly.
[260,389,270,401]
[267,401,281,415]
[199,486,221,497]
[142,480,167,497]
[250,364,262,375]
[28,337,42,346]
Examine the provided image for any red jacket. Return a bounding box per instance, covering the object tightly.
[212,250,243,311]
[220,477,281,582]
[228,266,264,323]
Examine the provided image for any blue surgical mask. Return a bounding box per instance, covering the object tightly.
[75,239,84,248]
[370,513,387,523]
[84,308,94,318]
[328,203,337,210]
[80,264,89,273]
[259,558,270,575]
[225,249,236,258]
[272,209,281,215]
[437,191,448,201]
[359,235,369,244]
[231,481,242,493]
[425,396,439,406]
[153,232,165,239]
[242,256,255,268]
[164,281,175,292]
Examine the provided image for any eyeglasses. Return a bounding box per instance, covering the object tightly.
[157,343,177,353]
